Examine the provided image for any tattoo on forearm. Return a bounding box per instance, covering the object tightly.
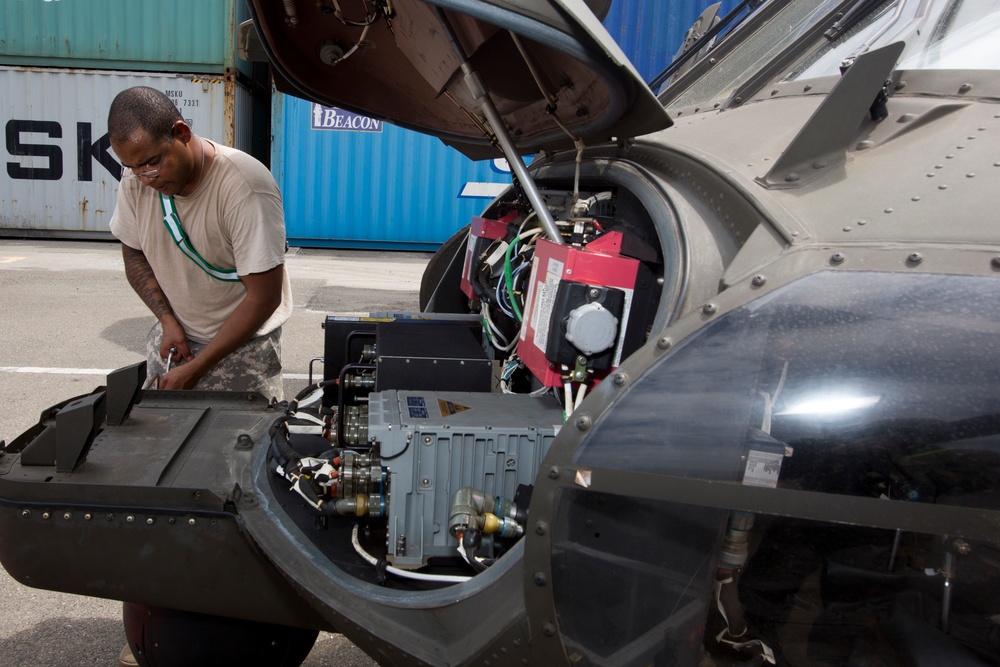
[122,245,174,320]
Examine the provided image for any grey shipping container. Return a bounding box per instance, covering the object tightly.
[0,66,251,237]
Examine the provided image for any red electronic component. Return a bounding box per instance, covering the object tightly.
[460,214,514,300]
[518,233,640,387]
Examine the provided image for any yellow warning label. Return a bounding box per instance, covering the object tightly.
[438,399,471,417]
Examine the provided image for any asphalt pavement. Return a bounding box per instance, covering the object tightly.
[0,238,432,667]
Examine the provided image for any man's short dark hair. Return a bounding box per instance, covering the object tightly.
[108,86,183,144]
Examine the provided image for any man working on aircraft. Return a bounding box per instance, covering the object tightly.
[108,86,292,399]
[108,85,293,667]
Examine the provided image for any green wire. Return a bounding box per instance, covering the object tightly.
[482,314,493,343]
[504,238,522,322]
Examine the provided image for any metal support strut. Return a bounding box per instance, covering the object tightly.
[431,7,565,245]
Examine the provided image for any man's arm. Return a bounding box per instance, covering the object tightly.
[121,243,192,360]
[159,264,284,390]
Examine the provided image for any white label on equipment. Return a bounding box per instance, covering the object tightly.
[484,240,509,269]
[531,258,563,350]
[742,450,783,488]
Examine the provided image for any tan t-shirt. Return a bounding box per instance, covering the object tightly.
[109,141,293,343]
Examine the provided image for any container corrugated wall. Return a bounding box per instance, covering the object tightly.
[276,0,739,250]
[0,0,263,238]
[274,94,508,250]
[0,67,240,236]
[234,81,254,155]
[0,0,247,76]
[602,0,742,84]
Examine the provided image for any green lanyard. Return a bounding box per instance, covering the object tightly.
[159,194,240,282]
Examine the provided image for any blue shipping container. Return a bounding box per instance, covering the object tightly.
[273,95,511,251]
[602,0,742,85]
[275,0,738,250]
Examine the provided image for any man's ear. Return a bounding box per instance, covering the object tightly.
[171,120,193,143]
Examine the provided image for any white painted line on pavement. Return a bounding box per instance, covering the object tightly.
[0,366,113,375]
[0,367,311,380]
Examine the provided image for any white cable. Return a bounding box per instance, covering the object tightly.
[483,308,509,347]
[574,382,587,411]
[573,139,585,202]
[573,190,613,218]
[484,307,516,352]
[292,411,325,426]
[288,424,323,435]
[327,22,371,67]
[296,387,326,410]
[352,525,379,566]
[351,526,471,583]
[517,227,544,243]
[499,354,521,394]
[562,368,573,421]
[457,541,472,566]
[457,538,491,570]
[517,211,537,235]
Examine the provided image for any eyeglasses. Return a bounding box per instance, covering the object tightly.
[121,146,167,180]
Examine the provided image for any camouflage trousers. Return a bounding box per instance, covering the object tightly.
[146,321,284,401]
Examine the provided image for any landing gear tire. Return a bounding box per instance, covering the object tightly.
[122,602,319,667]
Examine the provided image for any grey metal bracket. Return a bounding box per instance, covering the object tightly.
[20,391,107,472]
[106,361,146,426]
[759,41,905,189]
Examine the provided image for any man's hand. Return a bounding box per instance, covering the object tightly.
[159,317,194,362]
[159,360,201,390]
[159,265,285,391]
